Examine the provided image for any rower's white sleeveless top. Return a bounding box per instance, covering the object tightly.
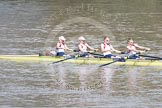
[57,43,65,52]
[79,44,87,52]
[127,43,138,55]
[101,43,113,56]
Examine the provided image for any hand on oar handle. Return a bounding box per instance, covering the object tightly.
[145,48,151,51]
[140,50,145,54]
[68,49,74,51]
[94,49,99,52]
[73,49,79,52]
[121,52,126,54]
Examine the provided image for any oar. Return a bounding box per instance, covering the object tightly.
[99,54,133,67]
[49,49,100,65]
[99,59,121,67]
[49,53,85,65]
[73,49,104,57]
[139,54,162,60]
[89,51,127,57]
[50,55,78,64]
[88,52,104,56]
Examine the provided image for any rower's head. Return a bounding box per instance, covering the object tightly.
[78,36,86,43]
[127,38,134,45]
[59,36,66,43]
[104,36,110,44]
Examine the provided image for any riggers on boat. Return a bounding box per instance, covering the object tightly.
[0,55,162,66]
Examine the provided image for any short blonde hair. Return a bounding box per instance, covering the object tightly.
[127,38,133,43]
[104,36,109,40]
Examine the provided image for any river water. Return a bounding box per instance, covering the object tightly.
[0,0,162,107]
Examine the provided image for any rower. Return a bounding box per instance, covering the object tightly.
[78,36,96,57]
[126,38,151,59]
[56,36,72,56]
[101,36,124,61]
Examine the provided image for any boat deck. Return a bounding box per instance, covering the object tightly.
[0,55,162,66]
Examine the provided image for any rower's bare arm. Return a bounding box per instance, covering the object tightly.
[101,44,106,52]
[114,49,121,53]
[111,47,121,53]
[135,44,151,51]
[127,46,144,53]
[145,47,151,51]
[64,45,73,51]
[86,43,94,51]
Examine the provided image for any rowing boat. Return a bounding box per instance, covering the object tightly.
[0,55,162,66]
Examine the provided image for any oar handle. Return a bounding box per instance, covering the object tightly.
[73,49,80,52]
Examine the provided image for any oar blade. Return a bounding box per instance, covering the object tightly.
[99,59,120,67]
[99,55,130,67]
[99,61,115,67]
[48,55,75,65]
[52,57,73,64]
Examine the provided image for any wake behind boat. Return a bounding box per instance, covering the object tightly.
[0,54,162,66]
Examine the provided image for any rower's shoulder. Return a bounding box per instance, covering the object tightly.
[56,42,60,45]
[127,45,132,49]
[100,43,104,45]
[134,43,138,46]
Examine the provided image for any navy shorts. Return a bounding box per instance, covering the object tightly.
[104,54,115,58]
[128,54,139,59]
[79,52,89,57]
[56,52,64,56]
